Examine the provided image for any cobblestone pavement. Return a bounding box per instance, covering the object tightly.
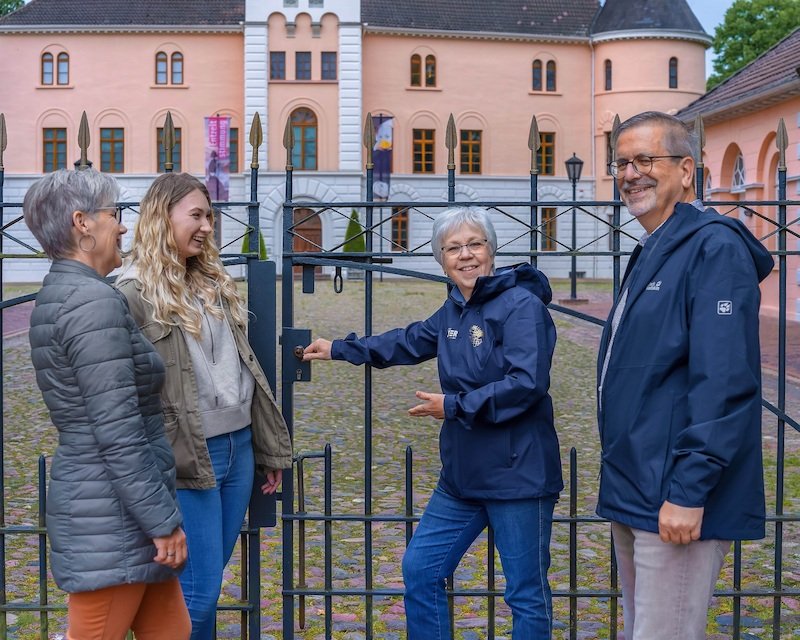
[2,280,798,639]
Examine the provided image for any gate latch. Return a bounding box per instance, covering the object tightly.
[281,328,312,382]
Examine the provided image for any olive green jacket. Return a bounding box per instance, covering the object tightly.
[117,278,293,490]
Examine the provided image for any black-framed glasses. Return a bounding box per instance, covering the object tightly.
[96,205,122,223]
[441,238,488,257]
[607,155,684,177]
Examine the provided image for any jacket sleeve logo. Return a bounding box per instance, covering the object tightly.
[446,328,459,339]
[717,300,732,315]
[469,325,484,347]
[645,280,662,291]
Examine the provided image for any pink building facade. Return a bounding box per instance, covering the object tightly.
[0,0,712,283]
[678,29,800,319]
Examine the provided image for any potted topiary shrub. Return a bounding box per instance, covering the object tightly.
[342,209,365,279]
[241,229,268,260]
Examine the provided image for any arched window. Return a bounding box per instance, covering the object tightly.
[424,54,436,87]
[532,60,542,91]
[546,61,556,92]
[705,171,712,194]
[57,53,69,85]
[604,59,612,91]
[171,52,184,84]
[156,52,168,84]
[41,53,54,85]
[410,54,421,87]
[732,153,745,190]
[669,57,678,89]
[291,108,317,170]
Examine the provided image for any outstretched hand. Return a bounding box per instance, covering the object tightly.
[408,390,445,419]
[303,339,332,361]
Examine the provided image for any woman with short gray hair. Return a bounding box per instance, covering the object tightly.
[25,168,190,639]
[304,205,563,638]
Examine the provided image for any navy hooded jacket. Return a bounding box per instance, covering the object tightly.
[597,203,773,540]
[331,263,564,501]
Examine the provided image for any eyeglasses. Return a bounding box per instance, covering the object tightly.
[96,206,122,223]
[442,238,488,257]
[607,155,684,177]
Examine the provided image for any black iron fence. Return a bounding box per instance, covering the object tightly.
[0,110,797,639]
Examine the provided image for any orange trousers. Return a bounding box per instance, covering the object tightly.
[66,578,190,640]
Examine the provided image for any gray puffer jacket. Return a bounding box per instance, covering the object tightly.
[28,259,183,593]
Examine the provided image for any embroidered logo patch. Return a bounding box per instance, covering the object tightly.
[717,300,732,315]
[646,280,662,291]
[469,325,484,347]
[446,328,459,340]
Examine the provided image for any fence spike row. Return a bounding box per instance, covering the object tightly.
[777,117,788,170]
[446,114,457,170]
[249,112,263,170]
[610,114,621,153]
[162,111,175,172]
[694,114,705,164]
[528,115,540,174]
[0,113,6,171]
[78,111,90,170]
[363,112,374,169]
[283,116,295,170]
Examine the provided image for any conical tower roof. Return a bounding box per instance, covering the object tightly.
[591,0,707,38]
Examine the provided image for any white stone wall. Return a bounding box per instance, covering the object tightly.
[338,23,362,172]
[244,21,269,172]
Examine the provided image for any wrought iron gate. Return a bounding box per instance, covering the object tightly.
[0,109,797,639]
[278,114,799,639]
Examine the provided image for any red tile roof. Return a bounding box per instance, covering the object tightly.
[678,27,800,124]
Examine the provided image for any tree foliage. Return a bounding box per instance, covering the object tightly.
[707,0,800,90]
[0,0,23,17]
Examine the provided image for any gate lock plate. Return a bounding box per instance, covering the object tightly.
[281,328,312,382]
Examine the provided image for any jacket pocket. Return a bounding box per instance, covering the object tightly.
[163,412,208,482]
[140,322,176,366]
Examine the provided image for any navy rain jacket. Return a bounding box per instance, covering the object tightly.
[332,263,563,501]
[597,203,773,540]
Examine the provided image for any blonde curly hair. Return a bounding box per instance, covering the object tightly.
[125,173,246,337]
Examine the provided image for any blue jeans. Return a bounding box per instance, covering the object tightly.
[402,485,556,639]
[177,427,255,640]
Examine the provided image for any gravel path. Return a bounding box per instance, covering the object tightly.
[2,279,798,639]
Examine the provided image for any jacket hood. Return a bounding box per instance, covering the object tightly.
[656,203,773,282]
[463,262,553,306]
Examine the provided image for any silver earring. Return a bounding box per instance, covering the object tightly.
[78,234,97,252]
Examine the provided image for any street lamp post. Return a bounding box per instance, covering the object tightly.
[565,152,584,300]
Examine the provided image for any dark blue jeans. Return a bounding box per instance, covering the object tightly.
[176,426,254,640]
[402,485,556,639]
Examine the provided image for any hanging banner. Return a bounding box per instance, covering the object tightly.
[205,116,230,202]
[372,115,393,200]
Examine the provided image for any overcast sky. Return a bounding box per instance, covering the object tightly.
[685,0,736,76]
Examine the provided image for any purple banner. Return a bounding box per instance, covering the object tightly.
[205,116,230,202]
[372,116,393,200]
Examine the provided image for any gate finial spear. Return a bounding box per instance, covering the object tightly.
[693,115,705,166]
[78,111,90,170]
[528,115,540,174]
[446,114,456,171]
[363,112,374,169]
[610,114,620,154]
[0,113,6,171]
[162,111,175,172]
[249,112,263,170]
[283,116,295,171]
[777,118,788,171]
